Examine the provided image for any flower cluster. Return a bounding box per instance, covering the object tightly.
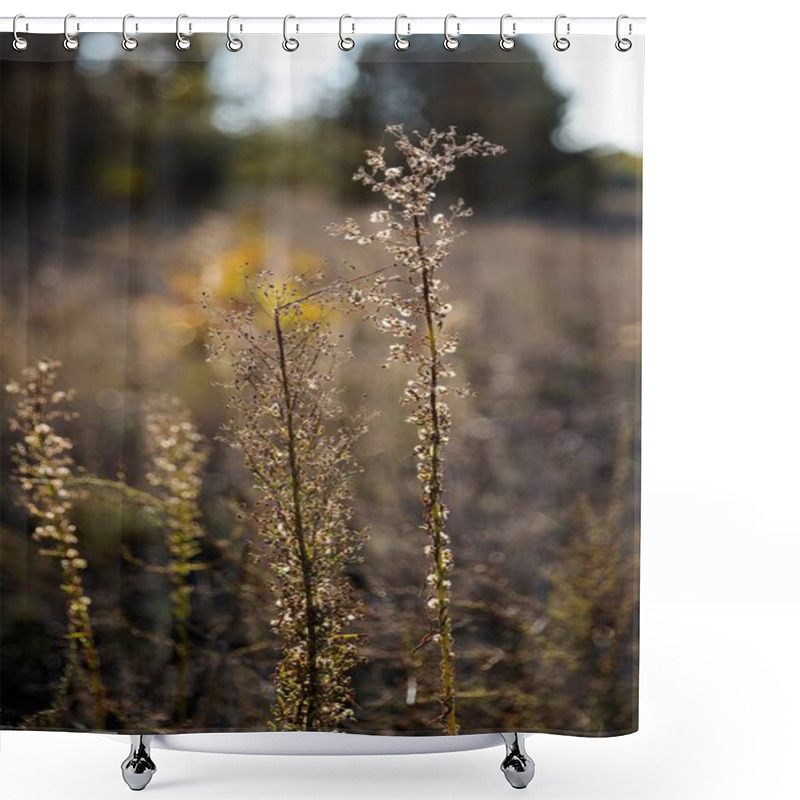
[329,125,505,734]
[5,359,107,728]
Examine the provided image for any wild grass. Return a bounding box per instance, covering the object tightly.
[328,125,506,733]
[0,130,640,736]
[540,417,639,732]
[142,396,208,722]
[5,359,108,728]
[4,359,217,728]
[205,272,368,731]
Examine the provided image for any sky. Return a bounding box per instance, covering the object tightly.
[206,33,644,155]
[77,32,644,155]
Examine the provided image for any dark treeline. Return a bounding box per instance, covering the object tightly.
[1,34,639,239]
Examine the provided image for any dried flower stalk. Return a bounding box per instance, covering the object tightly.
[328,125,505,734]
[143,396,208,722]
[205,273,367,731]
[5,359,108,728]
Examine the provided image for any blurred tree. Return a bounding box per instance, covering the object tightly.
[335,36,602,216]
[0,36,230,236]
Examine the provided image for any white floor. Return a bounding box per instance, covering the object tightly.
[2,598,798,800]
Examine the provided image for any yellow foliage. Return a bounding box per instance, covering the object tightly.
[162,218,328,335]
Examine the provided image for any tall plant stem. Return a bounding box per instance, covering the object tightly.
[414,215,458,735]
[174,613,189,721]
[36,410,107,729]
[81,626,108,728]
[274,307,320,729]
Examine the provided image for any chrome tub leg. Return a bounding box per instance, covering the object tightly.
[121,734,157,791]
[500,733,535,789]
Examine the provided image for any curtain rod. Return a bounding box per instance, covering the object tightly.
[0,16,645,37]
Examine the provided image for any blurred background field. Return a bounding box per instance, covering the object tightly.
[0,34,640,736]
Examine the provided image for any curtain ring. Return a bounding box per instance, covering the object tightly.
[121,14,138,51]
[12,14,28,51]
[394,15,410,50]
[226,15,243,51]
[338,14,355,51]
[499,14,515,51]
[63,14,79,51]
[283,15,299,51]
[176,13,191,50]
[553,14,570,51]
[615,14,632,51]
[443,14,459,51]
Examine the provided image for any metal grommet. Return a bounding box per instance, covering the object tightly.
[338,14,355,50]
[121,14,138,51]
[176,13,191,50]
[499,14,515,51]
[63,13,79,51]
[282,15,299,51]
[553,14,570,52]
[615,14,632,51]
[12,14,29,51]
[226,15,243,51]
[394,14,410,50]
[443,14,460,50]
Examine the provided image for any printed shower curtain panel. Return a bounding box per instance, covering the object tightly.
[0,28,642,741]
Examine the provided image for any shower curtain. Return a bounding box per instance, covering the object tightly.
[0,26,643,738]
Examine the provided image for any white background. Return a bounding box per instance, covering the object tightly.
[2,1,799,798]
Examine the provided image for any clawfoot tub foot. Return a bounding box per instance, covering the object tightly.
[500,733,535,790]
[121,735,157,791]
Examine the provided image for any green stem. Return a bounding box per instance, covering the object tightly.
[79,621,108,728]
[175,618,189,722]
[68,475,169,516]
